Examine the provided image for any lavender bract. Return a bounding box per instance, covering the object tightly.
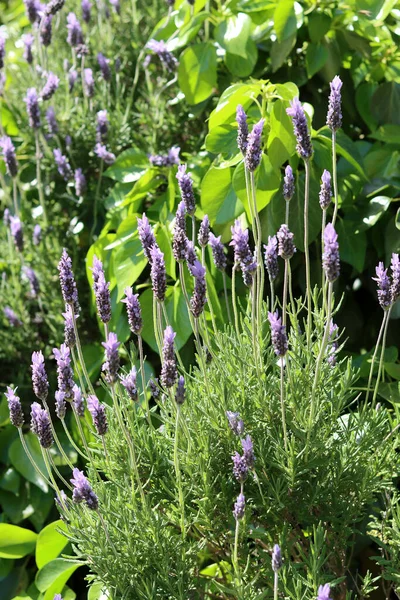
[92,257,111,324]
[241,434,255,468]
[283,165,294,201]
[53,149,72,180]
[390,253,400,304]
[63,307,75,347]
[23,266,40,297]
[87,395,108,435]
[286,98,313,160]
[102,332,120,383]
[84,68,95,97]
[245,118,265,172]
[24,88,41,129]
[40,16,52,46]
[326,76,343,132]
[149,146,180,167]
[53,343,74,400]
[58,248,80,314]
[198,215,210,247]
[319,170,332,210]
[148,378,160,399]
[190,260,207,318]
[150,245,167,302]
[96,110,109,141]
[67,12,83,47]
[232,451,248,483]
[277,224,296,261]
[24,0,40,23]
[5,387,24,428]
[373,262,392,310]
[272,544,282,572]
[73,385,85,416]
[81,0,91,22]
[23,34,34,64]
[160,326,177,388]
[46,106,58,136]
[122,287,143,335]
[176,164,196,216]
[0,136,18,177]
[236,105,248,155]
[121,367,138,401]
[10,216,24,251]
[138,214,156,262]
[233,492,245,520]
[41,73,59,101]
[45,0,65,16]
[55,390,67,419]
[186,241,196,267]
[322,223,340,283]
[264,236,279,281]
[31,351,49,400]
[94,143,115,164]
[69,70,78,92]
[230,220,253,270]
[268,311,288,357]
[0,36,4,70]
[226,411,245,436]
[318,584,332,600]
[209,233,227,271]
[71,468,98,509]
[31,403,53,448]
[97,52,111,81]
[33,224,42,246]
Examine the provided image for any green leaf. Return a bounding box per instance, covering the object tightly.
[35,559,82,593]
[0,468,20,495]
[103,148,149,183]
[121,169,160,207]
[208,83,262,130]
[315,130,367,180]
[355,82,378,131]
[156,224,176,280]
[306,43,328,78]
[371,82,400,126]
[225,39,258,78]
[9,433,48,493]
[0,524,37,559]
[205,125,239,156]
[178,43,217,105]
[308,12,331,43]
[232,156,280,221]
[337,220,367,272]
[384,363,400,380]
[88,582,110,600]
[201,166,244,226]
[214,13,252,58]
[35,521,69,569]
[270,33,296,72]
[274,0,296,41]
[395,207,400,231]
[0,558,14,582]
[168,11,210,51]
[111,218,147,301]
[358,196,391,231]
[369,124,400,144]
[377,382,400,403]
[267,99,296,169]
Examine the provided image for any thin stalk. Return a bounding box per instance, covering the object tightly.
[101,436,113,476]
[42,448,66,510]
[231,265,239,335]
[222,270,232,323]
[61,418,88,460]
[202,249,218,335]
[287,262,295,316]
[12,178,18,216]
[372,307,392,406]
[71,305,96,396]
[321,209,327,318]
[285,201,290,226]
[268,273,275,310]
[97,510,119,557]
[251,280,258,368]
[274,572,279,600]
[365,310,387,404]
[280,358,288,452]
[250,172,264,327]
[191,215,196,245]
[153,295,162,356]
[91,159,104,238]
[282,260,289,327]
[35,131,48,226]
[174,405,185,542]
[42,400,75,470]
[71,405,102,483]
[331,131,339,227]
[48,453,73,491]
[138,334,152,427]
[304,159,311,345]
[71,347,86,395]
[18,429,53,489]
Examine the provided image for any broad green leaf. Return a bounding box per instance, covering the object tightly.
[370,124,400,144]
[377,382,400,403]
[274,0,296,41]
[358,196,391,230]
[103,148,149,183]
[371,82,400,126]
[0,396,9,426]
[225,39,258,78]
[355,82,378,131]
[384,363,400,379]
[208,83,262,130]
[232,156,280,221]
[395,207,400,231]
[36,521,69,569]
[9,433,48,493]
[156,224,176,280]
[267,99,296,169]
[214,13,252,59]
[88,582,110,600]
[0,524,37,559]
[337,220,367,272]
[270,33,296,72]
[315,130,367,180]
[205,125,239,156]
[111,219,147,301]
[306,43,328,78]
[36,559,82,593]
[0,468,20,495]
[201,166,244,226]
[308,12,331,42]
[178,43,217,105]
[168,12,210,51]
[0,558,14,582]
[121,169,160,207]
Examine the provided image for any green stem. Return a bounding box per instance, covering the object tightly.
[274,572,279,600]
[138,334,152,427]
[372,307,392,407]
[48,453,73,491]
[35,131,48,226]
[18,429,53,489]
[282,260,289,327]
[222,270,232,324]
[280,356,288,452]
[12,178,18,216]
[285,200,290,227]
[191,215,196,245]
[231,265,239,335]
[42,448,67,510]
[61,417,88,461]
[304,159,312,347]
[250,171,264,329]
[365,311,387,404]
[174,405,185,542]
[42,400,75,470]
[91,159,104,238]
[331,131,339,227]
[71,305,96,396]
[321,209,327,320]
[71,405,102,483]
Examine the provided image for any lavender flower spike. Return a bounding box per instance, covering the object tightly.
[23,266,40,297]
[0,136,18,177]
[277,224,296,261]
[4,307,22,327]
[40,16,52,47]
[150,245,167,302]
[97,52,111,81]
[198,215,210,247]
[46,106,58,136]
[209,233,227,271]
[268,311,288,357]
[33,224,42,246]
[81,0,91,22]
[53,149,72,181]
[272,544,282,572]
[175,201,186,232]
[190,260,207,318]
[245,118,265,172]
[137,213,156,262]
[230,220,253,270]
[55,391,67,420]
[322,223,340,283]
[390,253,400,304]
[67,13,83,47]
[177,164,196,216]
[372,262,392,310]
[264,236,279,281]
[58,248,80,314]
[63,306,75,348]
[94,143,115,164]
[87,395,108,435]
[236,105,248,156]
[45,0,65,16]
[5,387,24,428]
[31,404,53,448]
[24,0,40,23]
[319,170,332,210]
[96,110,109,142]
[92,258,111,324]
[122,287,143,335]
[317,584,333,600]
[286,98,313,160]
[75,168,86,197]
[24,88,41,129]
[0,36,5,70]
[73,385,85,416]
[241,434,255,468]
[31,351,49,400]
[160,326,177,388]
[120,367,138,401]
[41,73,59,101]
[23,34,34,64]
[233,492,245,520]
[226,411,244,436]
[102,332,120,384]
[10,216,24,252]
[232,451,248,482]
[71,468,98,509]
[84,68,95,97]
[327,76,343,132]
[147,39,177,72]
[283,165,294,201]
[53,343,74,400]
[175,375,185,405]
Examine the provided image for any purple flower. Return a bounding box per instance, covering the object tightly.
[268,311,288,357]
[198,215,210,247]
[5,387,24,428]
[69,70,78,92]
[175,200,186,232]
[160,326,177,388]
[102,332,120,383]
[94,143,115,164]
[286,98,313,160]
[30,403,53,448]
[58,248,80,314]
[3,208,10,227]
[23,34,34,64]
[24,0,40,22]
[53,343,74,400]
[232,451,248,482]
[390,253,400,304]
[40,15,52,46]
[230,220,253,270]
[41,73,59,101]
[9,216,23,252]
[138,213,156,262]
[173,227,187,263]
[272,544,282,572]
[186,240,197,267]
[122,287,142,335]
[373,262,392,310]
[67,12,83,46]
[149,146,180,167]
[97,52,111,81]
[31,351,49,400]
[4,307,22,327]
[150,245,167,302]
[120,367,138,401]
[55,390,67,419]
[277,224,296,261]
[91,256,111,323]
[46,106,58,136]
[81,0,91,22]
[245,118,265,172]
[175,375,185,405]
[190,260,207,318]
[147,39,177,72]
[65,135,72,150]
[0,136,18,178]
[264,236,279,281]
[148,378,160,399]
[53,149,72,181]
[45,0,65,16]
[236,105,248,155]
[319,170,331,210]
[226,411,244,436]
[23,266,40,297]
[71,468,98,509]
[63,306,75,348]
[24,88,41,129]
[96,109,109,141]
[0,36,4,70]
[318,584,332,600]
[322,223,340,283]
[73,385,85,416]
[74,168,86,197]
[327,76,342,132]
[209,233,227,271]
[328,320,339,366]
[233,492,245,520]
[87,395,108,435]
[84,68,95,97]
[283,165,294,201]
[176,164,196,216]
[33,224,42,246]
[241,434,255,468]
